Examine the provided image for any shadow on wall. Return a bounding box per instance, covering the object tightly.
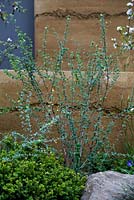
[0,0,34,69]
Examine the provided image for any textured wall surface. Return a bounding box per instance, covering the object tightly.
[0,70,134,151]
[0,1,134,151]
[35,0,134,71]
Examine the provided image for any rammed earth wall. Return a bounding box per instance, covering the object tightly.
[35,0,134,71]
[0,0,134,151]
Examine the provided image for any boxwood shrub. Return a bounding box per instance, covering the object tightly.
[0,134,86,200]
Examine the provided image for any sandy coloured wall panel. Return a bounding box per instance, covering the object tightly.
[35,0,133,71]
[0,1,134,151]
[35,0,128,15]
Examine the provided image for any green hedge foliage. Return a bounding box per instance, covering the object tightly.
[0,134,86,200]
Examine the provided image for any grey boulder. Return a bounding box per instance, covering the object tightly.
[81,171,134,200]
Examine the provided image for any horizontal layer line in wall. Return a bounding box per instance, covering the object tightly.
[35,9,126,19]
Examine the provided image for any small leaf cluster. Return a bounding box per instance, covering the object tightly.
[112,0,134,50]
[0,134,86,200]
[87,152,114,173]
[112,154,134,174]
[0,0,25,23]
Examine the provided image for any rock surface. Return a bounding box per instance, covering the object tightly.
[81,171,134,200]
